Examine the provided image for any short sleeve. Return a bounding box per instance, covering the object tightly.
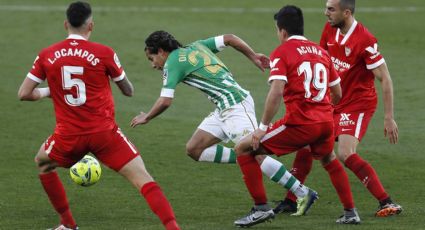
[160,55,187,98]
[319,23,329,50]
[328,62,341,87]
[361,36,385,70]
[268,48,288,84]
[27,53,45,83]
[105,50,125,82]
[197,36,226,53]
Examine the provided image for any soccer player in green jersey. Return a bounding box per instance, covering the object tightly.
[130,31,268,164]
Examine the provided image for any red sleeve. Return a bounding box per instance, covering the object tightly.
[360,34,385,70]
[27,52,46,83]
[328,61,340,87]
[319,23,329,50]
[268,47,288,84]
[104,48,125,82]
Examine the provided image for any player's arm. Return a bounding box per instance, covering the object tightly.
[115,75,134,97]
[130,96,172,128]
[252,80,285,150]
[222,34,269,71]
[18,77,50,101]
[372,62,398,144]
[329,83,342,105]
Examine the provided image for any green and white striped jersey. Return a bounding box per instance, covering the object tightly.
[160,36,249,111]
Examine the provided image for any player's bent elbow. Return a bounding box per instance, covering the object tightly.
[17,90,31,101]
[122,90,134,97]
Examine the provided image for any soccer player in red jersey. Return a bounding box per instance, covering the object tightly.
[233,5,359,227]
[18,2,179,230]
[277,0,402,219]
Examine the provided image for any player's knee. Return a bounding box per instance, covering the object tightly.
[185,144,201,161]
[337,151,351,162]
[320,153,336,166]
[254,154,266,164]
[35,158,56,173]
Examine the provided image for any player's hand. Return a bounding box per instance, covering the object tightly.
[384,117,398,144]
[252,53,270,72]
[130,112,149,127]
[251,128,266,150]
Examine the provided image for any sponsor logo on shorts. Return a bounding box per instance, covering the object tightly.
[339,113,355,126]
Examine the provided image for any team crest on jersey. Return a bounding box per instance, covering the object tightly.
[114,53,122,68]
[162,69,168,85]
[345,46,351,57]
[70,40,79,46]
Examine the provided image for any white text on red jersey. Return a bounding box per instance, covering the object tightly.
[48,48,100,66]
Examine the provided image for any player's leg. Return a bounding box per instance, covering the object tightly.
[338,134,402,216]
[310,122,359,224]
[186,128,236,163]
[35,137,78,229]
[275,147,313,214]
[233,134,274,227]
[259,123,319,215]
[118,156,179,230]
[94,128,179,230]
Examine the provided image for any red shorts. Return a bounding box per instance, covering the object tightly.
[334,111,374,141]
[260,119,334,159]
[44,126,139,171]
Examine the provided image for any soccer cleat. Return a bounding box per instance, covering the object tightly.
[375,202,403,217]
[291,189,319,216]
[47,224,79,230]
[234,207,275,228]
[336,209,361,224]
[273,198,297,214]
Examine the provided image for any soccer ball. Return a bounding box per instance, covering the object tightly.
[70,155,102,186]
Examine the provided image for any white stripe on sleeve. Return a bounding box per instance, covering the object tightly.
[329,77,341,87]
[27,72,44,83]
[111,71,126,82]
[215,35,226,51]
[366,58,385,70]
[160,88,175,98]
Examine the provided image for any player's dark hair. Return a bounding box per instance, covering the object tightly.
[340,0,355,14]
[145,30,183,54]
[66,1,92,28]
[274,5,304,36]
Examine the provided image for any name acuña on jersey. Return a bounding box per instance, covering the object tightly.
[271,45,324,71]
[47,46,100,66]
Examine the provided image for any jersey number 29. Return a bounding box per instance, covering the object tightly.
[297,61,327,102]
[62,66,86,106]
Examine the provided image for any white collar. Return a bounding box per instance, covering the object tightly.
[67,34,87,40]
[287,35,308,41]
[336,20,358,45]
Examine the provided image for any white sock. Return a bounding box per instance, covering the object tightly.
[198,145,236,163]
[260,156,308,198]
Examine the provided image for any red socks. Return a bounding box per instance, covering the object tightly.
[237,155,267,205]
[39,171,77,228]
[345,153,389,202]
[324,159,355,210]
[141,182,180,230]
[286,148,313,202]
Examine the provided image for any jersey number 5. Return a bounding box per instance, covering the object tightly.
[62,66,86,106]
[297,61,327,102]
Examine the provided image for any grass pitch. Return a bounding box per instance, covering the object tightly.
[1,0,424,229]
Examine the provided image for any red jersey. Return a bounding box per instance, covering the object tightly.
[320,21,384,113]
[269,36,340,125]
[27,34,125,135]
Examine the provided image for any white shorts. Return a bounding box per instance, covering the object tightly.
[198,95,258,144]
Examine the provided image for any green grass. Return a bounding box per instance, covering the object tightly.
[1,0,425,229]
